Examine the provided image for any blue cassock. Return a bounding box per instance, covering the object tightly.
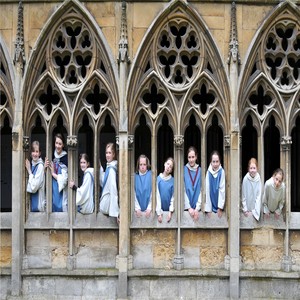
[52,154,68,212]
[209,169,222,213]
[157,175,174,211]
[184,165,201,209]
[31,163,42,212]
[134,170,152,211]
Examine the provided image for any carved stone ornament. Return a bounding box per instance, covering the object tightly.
[224,135,230,149]
[128,135,134,148]
[23,136,30,151]
[280,136,292,151]
[67,135,77,148]
[116,135,119,146]
[174,135,184,147]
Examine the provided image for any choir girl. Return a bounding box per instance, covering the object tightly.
[205,150,225,218]
[45,133,68,212]
[184,146,201,221]
[156,157,175,223]
[69,153,94,214]
[25,141,46,212]
[134,154,152,218]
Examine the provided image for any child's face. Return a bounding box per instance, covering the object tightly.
[139,157,147,174]
[164,159,173,175]
[31,146,41,161]
[248,163,257,178]
[55,137,64,154]
[80,158,89,172]
[211,154,220,171]
[273,173,283,188]
[188,150,197,167]
[106,147,114,163]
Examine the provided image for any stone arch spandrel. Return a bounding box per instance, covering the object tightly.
[238,1,300,134]
[127,0,230,135]
[22,0,119,130]
[0,37,15,126]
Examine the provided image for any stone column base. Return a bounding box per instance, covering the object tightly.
[281,255,293,272]
[173,255,184,270]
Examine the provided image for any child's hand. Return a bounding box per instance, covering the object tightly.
[158,214,163,223]
[45,157,50,168]
[167,212,172,222]
[135,209,142,218]
[193,210,199,221]
[145,209,151,218]
[188,208,194,218]
[275,212,280,220]
[69,180,75,189]
[206,212,212,218]
[25,159,31,174]
[217,208,223,218]
[244,211,252,217]
[264,212,270,219]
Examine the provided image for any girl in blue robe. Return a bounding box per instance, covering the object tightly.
[205,150,225,218]
[156,157,175,223]
[184,146,201,221]
[134,154,152,217]
[46,133,68,212]
[25,141,46,212]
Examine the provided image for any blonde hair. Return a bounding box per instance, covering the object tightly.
[31,141,41,155]
[106,143,116,160]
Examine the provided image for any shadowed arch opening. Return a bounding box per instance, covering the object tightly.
[184,114,201,165]
[1,115,12,212]
[264,115,280,180]
[206,114,223,168]
[291,115,300,211]
[134,114,151,166]
[157,114,174,173]
[242,115,258,178]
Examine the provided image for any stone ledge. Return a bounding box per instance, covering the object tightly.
[0,213,12,229]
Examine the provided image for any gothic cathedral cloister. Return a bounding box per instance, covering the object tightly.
[1,0,300,299]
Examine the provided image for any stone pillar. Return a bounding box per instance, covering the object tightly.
[280,135,292,272]
[173,135,184,270]
[117,133,132,300]
[228,131,240,299]
[11,131,23,296]
[67,135,77,270]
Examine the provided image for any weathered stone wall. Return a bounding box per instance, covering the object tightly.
[240,229,284,270]
[0,230,11,268]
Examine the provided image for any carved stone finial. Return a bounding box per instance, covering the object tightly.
[67,135,77,148]
[280,135,292,151]
[227,2,241,65]
[14,1,26,70]
[174,135,184,147]
[118,1,129,63]
[23,136,30,151]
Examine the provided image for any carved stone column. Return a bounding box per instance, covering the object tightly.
[173,135,184,270]
[280,136,292,272]
[66,135,77,270]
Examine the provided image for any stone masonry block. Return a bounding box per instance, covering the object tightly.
[26,230,50,247]
[49,230,68,247]
[153,244,175,269]
[0,246,11,267]
[133,3,163,28]
[182,246,200,269]
[132,244,153,269]
[200,246,226,268]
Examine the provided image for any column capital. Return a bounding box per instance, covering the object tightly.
[67,135,77,148]
[281,135,292,151]
[23,136,30,151]
[174,135,184,148]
